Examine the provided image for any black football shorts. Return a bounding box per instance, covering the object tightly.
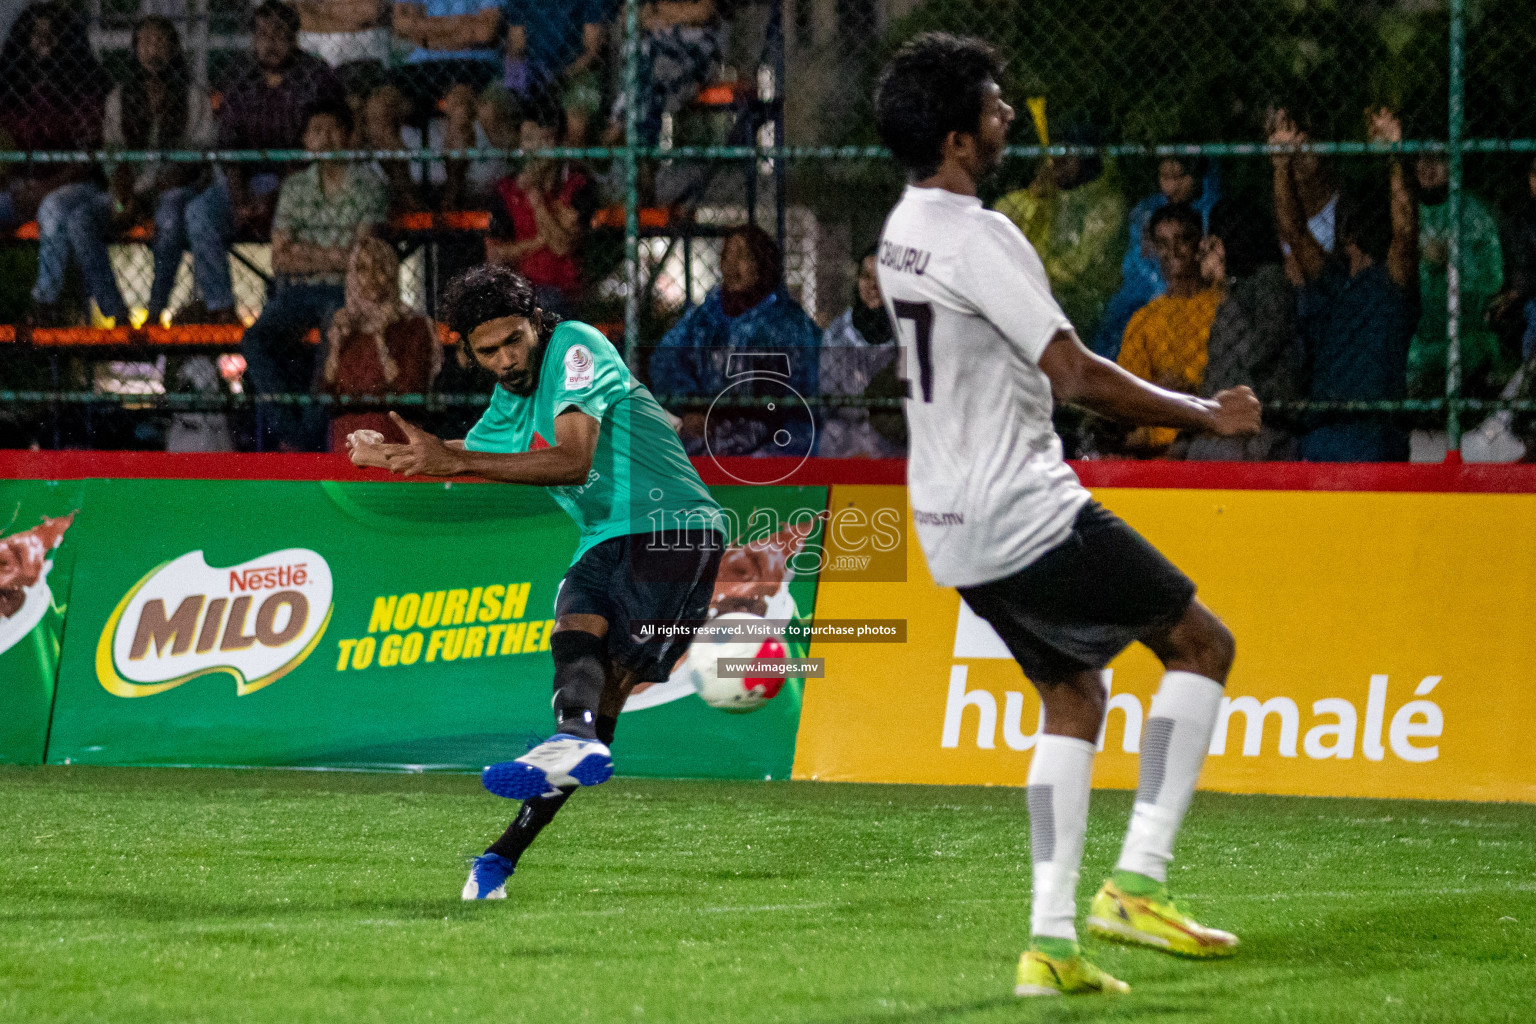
[554,529,725,682]
[956,501,1196,684]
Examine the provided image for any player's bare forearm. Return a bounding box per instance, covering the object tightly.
[450,447,592,486]
[1071,356,1221,430]
[1039,332,1262,436]
[379,410,599,483]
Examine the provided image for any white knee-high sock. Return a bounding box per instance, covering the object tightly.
[1116,671,1224,884]
[1027,733,1096,942]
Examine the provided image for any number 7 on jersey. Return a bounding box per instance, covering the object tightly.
[892,300,934,403]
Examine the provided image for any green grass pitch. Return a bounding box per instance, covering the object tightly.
[2,766,1533,1023]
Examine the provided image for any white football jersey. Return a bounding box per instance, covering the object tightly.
[876,185,1090,587]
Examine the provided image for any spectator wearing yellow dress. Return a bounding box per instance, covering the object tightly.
[1115,203,1221,455]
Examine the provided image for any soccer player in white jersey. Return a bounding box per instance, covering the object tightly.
[874,34,1263,997]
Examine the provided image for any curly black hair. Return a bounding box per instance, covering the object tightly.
[440,264,561,355]
[874,33,1003,180]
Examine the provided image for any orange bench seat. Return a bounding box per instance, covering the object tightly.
[0,322,462,347]
[9,211,495,244]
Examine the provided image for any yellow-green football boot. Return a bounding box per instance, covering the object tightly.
[1014,942,1131,997]
[1086,876,1238,958]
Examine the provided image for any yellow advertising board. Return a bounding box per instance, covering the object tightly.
[795,484,1536,803]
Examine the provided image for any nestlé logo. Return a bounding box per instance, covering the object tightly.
[96,548,334,698]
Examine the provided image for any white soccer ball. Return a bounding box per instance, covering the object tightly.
[686,612,788,713]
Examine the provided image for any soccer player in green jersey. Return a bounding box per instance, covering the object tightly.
[348,265,726,900]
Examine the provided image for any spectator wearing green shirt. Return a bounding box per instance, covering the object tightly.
[1410,152,1506,398]
[993,126,1126,342]
[241,99,388,450]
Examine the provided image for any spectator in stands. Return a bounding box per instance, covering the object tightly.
[1093,157,1219,359]
[487,0,608,146]
[1186,198,1303,461]
[241,99,388,450]
[1266,106,1340,278]
[220,1,347,239]
[994,124,1126,343]
[1491,157,1536,360]
[1409,151,1506,398]
[322,236,439,450]
[101,15,235,327]
[818,246,904,458]
[1114,203,1221,456]
[3,2,113,328]
[296,0,391,123]
[649,224,820,457]
[608,0,723,146]
[372,0,502,208]
[1,3,78,230]
[1274,107,1419,462]
[484,93,595,318]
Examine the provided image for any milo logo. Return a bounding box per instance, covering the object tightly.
[96,548,334,698]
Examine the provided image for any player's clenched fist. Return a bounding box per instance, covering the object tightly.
[1207,386,1262,437]
[346,429,395,469]
[382,412,465,477]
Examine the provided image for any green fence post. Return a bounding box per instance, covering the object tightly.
[1447,0,1466,450]
[622,0,641,372]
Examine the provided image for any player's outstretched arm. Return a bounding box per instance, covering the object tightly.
[1038,330,1262,437]
[347,430,468,468]
[382,410,599,485]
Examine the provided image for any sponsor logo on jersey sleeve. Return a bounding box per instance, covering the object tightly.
[564,344,595,390]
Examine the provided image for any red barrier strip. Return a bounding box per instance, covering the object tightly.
[3,451,1536,492]
[0,451,907,485]
[0,323,645,348]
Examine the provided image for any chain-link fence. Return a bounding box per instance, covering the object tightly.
[0,0,1530,460]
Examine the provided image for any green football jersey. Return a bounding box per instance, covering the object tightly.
[464,321,724,563]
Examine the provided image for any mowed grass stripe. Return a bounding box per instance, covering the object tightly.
[1,766,1532,1023]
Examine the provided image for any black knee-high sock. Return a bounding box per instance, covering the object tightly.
[550,631,607,740]
[485,713,618,864]
[486,787,572,861]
